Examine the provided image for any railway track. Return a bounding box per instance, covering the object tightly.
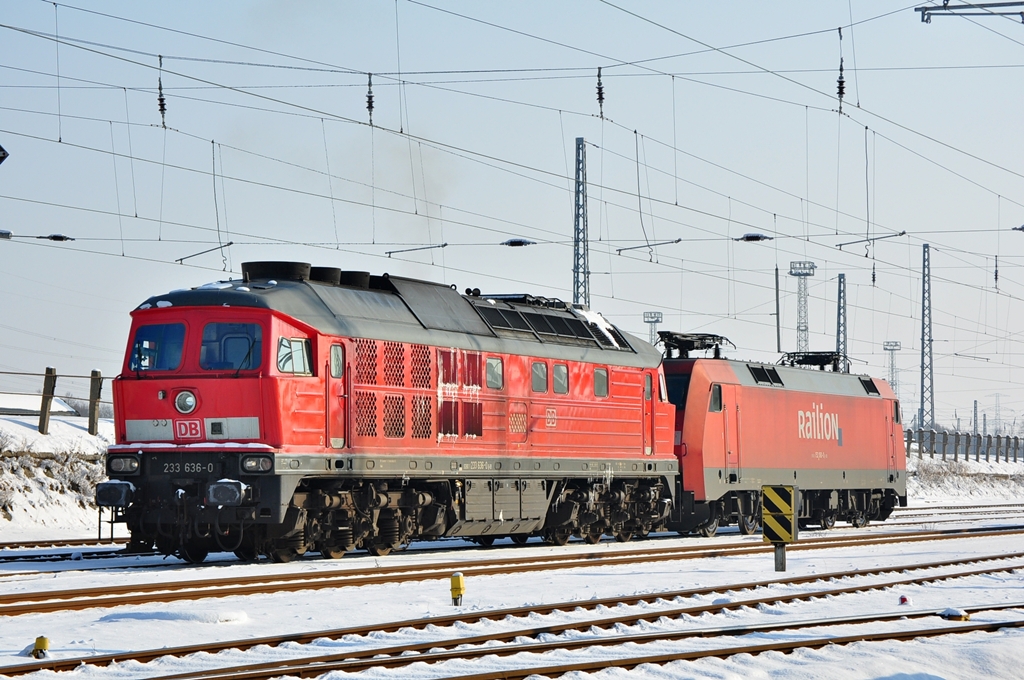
[1,503,1017,568]
[2,525,1022,619]
[5,551,1022,678]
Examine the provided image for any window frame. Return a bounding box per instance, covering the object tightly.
[531,361,548,393]
[277,337,313,375]
[709,384,723,412]
[553,363,569,395]
[128,322,186,372]
[199,321,262,372]
[485,357,504,390]
[594,367,609,398]
[330,344,344,379]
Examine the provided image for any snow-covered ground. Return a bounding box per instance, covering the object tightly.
[1,418,1023,679]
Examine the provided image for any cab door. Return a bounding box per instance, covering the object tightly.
[642,372,655,455]
[327,344,347,448]
[723,384,739,483]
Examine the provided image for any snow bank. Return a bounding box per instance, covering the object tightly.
[0,415,114,540]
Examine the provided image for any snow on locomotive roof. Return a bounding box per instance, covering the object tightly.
[135,262,663,369]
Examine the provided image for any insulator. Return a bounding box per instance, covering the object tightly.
[837,58,845,101]
[366,73,374,125]
[157,55,167,128]
[596,67,605,118]
[871,262,876,285]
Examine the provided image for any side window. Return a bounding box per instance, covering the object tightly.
[659,373,668,402]
[277,337,312,375]
[553,364,569,395]
[594,368,609,398]
[709,384,722,412]
[330,345,344,379]
[532,361,548,393]
[486,357,503,389]
[644,374,652,401]
[893,400,901,424]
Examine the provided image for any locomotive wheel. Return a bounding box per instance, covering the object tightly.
[584,529,603,545]
[613,531,633,543]
[737,514,759,535]
[820,512,837,530]
[474,536,496,547]
[178,541,209,564]
[366,543,393,556]
[510,535,530,545]
[545,529,571,546]
[233,536,260,562]
[269,547,300,563]
[696,517,719,538]
[319,544,346,559]
[850,512,869,528]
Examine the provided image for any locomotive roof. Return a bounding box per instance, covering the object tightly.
[136,265,663,369]
[669,356,893,399]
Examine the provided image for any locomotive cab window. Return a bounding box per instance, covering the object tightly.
[893,400,901,424]
[709,384,723,412]
[129,323,185,372]
[200,323,262,371]
[594,368,609,398]
[277,337,312,375]
[486,357,503,389]
[644,374,652,401]
[330,345,344,379]
[532,361,548,393]
[553,364,569,394]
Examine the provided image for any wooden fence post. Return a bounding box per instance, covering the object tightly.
[953,431,960,461]
[905,429,913,458]
[37,367,57,435]
[941,432,948,461]
[88,370,102,436]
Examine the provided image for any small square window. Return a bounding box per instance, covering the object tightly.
[486,357,503,389]
[553,364,568,394]
[709,384,722,412]
[594,368,608,398]
[532,362,548,393]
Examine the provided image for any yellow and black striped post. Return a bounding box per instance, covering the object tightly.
[761,485,798,571]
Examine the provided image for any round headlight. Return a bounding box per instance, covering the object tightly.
[110,457,126,472]
[175,390,197,414]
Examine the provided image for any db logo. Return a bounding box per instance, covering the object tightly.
[175,420,203,439]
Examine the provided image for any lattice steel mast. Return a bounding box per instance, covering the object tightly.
[919,244,934,430]
[836,273,848,373]
[572,137,589,307]
[789,261,816,353]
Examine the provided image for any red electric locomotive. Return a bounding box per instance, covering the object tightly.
[660,333,906,535]
[96,262,906,563]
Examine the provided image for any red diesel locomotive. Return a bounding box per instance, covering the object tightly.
[96,262,906,562]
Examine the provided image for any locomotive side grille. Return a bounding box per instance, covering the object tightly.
[382,341,405,386]
[411,395,433,439]
[383,394,406,438]
[355,338,378,384]
[410,344,431,389]
[355,391,378,437]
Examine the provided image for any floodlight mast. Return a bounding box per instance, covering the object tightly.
[643,311,663,345]
[789,261,816,353]
[883,341,901,399]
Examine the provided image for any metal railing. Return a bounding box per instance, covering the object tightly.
[905,428,1020,463]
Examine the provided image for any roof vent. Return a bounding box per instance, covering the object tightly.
[339,271,371,288]
[242,261,310,282]
[309,267,342,285]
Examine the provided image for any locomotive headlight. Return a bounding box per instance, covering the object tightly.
[108,456,140,473]
[174,390,197,414]
[241,455,273,473]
